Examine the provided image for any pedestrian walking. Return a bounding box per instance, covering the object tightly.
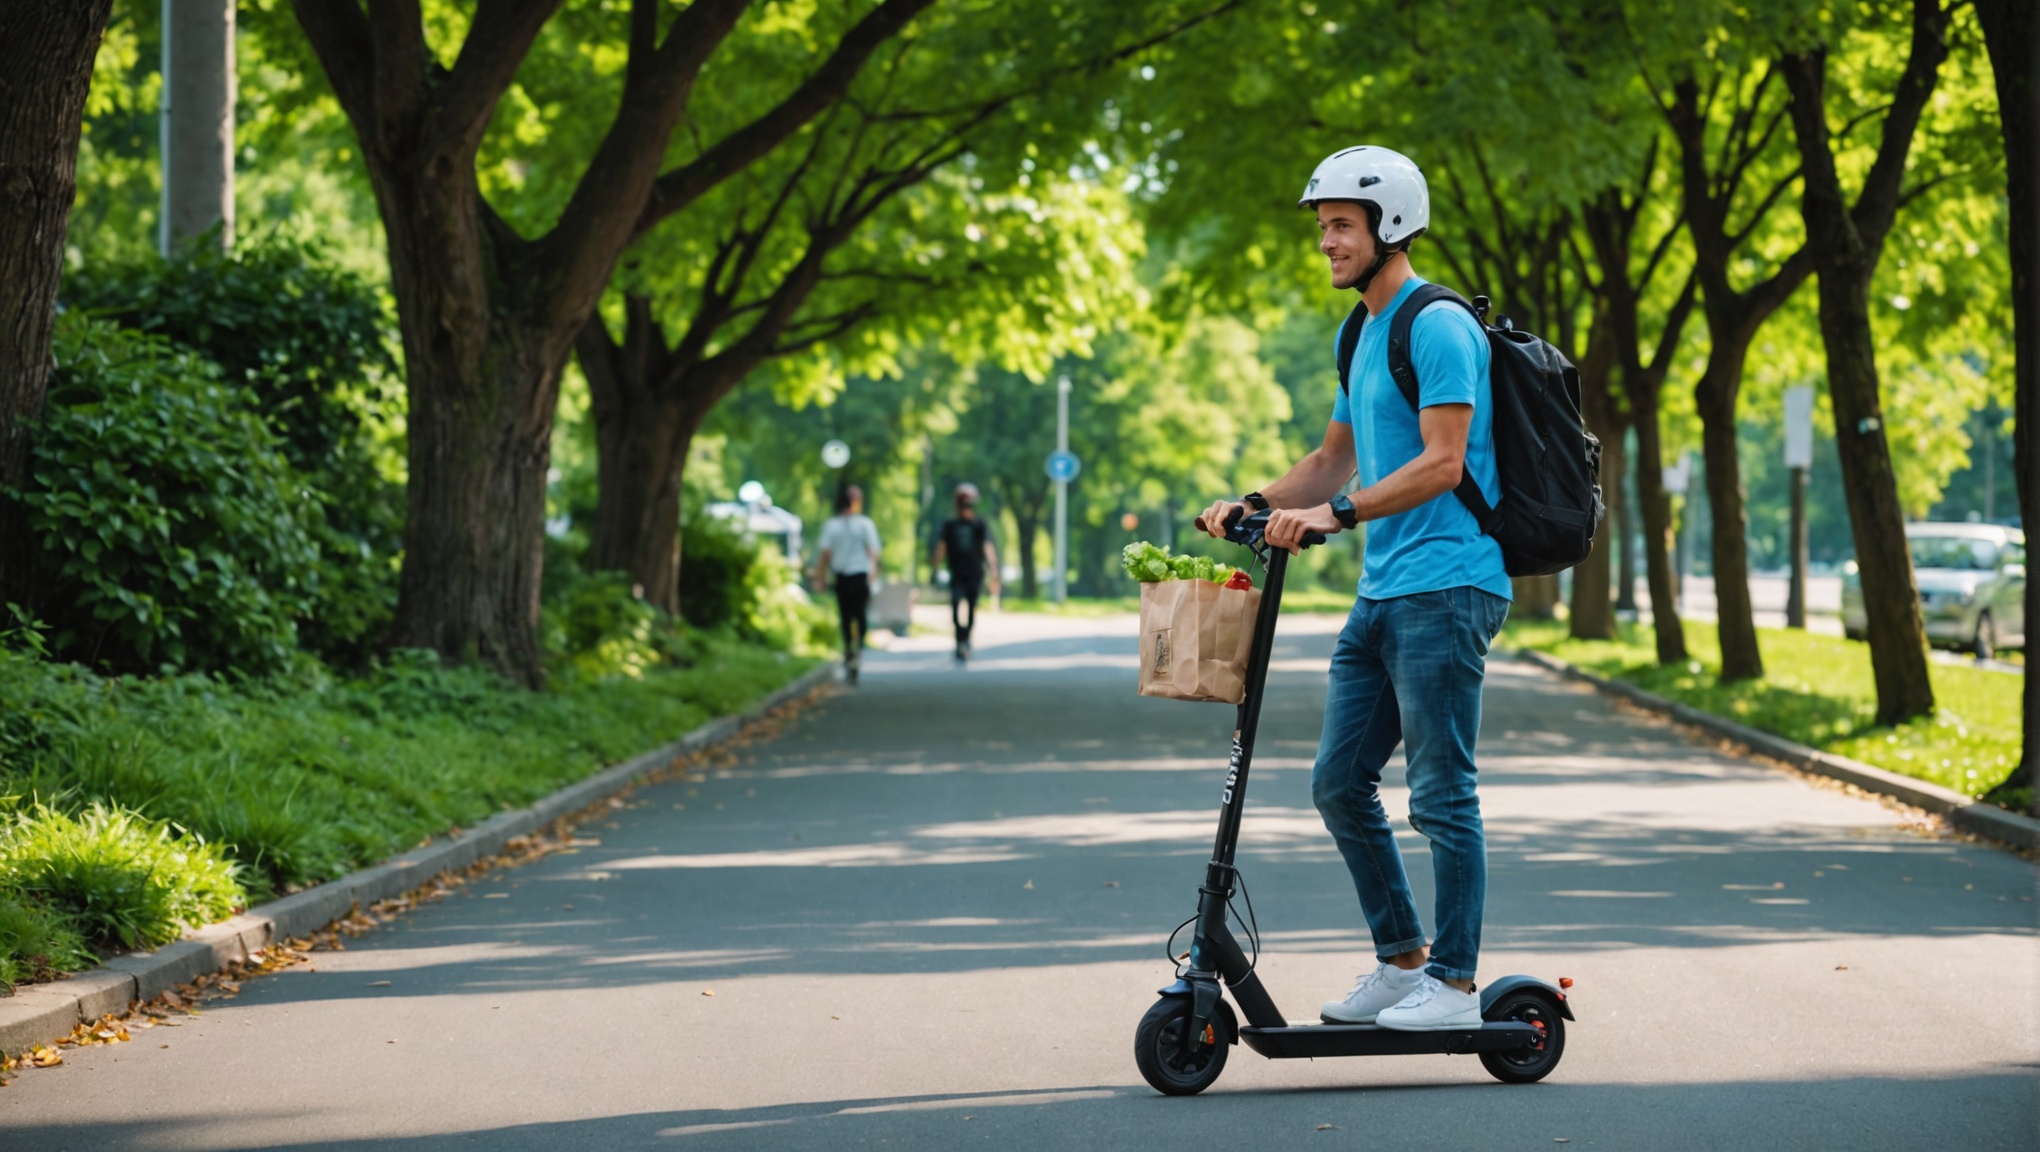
[814,484,881,684]
[1196,145,1510,1032]
[932,483,1001,663]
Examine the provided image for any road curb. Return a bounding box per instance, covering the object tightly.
[0,660,835,1059]
[1510,648,2039,853]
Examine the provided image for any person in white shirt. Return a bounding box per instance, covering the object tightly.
[812,484,881,683]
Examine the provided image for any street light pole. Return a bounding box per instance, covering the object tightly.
[1054,375,1070,605]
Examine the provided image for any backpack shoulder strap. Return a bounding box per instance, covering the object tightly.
[1385,283,1479,411]
[1386,285,1502,533]
[1334,296,1367,395]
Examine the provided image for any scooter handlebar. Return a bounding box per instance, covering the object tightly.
[1221,507,1326,551]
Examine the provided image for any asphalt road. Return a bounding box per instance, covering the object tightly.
[4,608,2035,1151]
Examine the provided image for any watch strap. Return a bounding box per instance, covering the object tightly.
[1330,494,1359,529]
[1241,491,1270,511]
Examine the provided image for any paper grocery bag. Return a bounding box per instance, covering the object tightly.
[1137,579,1261,704]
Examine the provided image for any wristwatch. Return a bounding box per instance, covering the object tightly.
[1329,493,1359,529]
[1241,491,1270,511]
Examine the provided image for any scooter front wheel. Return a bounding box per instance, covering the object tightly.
[1134,996,1234,1096]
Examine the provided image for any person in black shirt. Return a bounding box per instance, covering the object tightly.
[933,483,1000,663]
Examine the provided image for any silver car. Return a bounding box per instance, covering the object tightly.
[1841,522,2026,658]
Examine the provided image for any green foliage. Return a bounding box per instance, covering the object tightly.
[0,634,814,977]
[1505,618,2021,801]
[0,803,244,952]
[14,316,322,673]
[1121,541,1236,584]
[0,890,90,989]
[63,234,405,665]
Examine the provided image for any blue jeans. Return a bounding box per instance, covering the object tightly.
[1311,586,1509,983]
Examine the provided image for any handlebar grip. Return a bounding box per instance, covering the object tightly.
[1301,531,1328,548]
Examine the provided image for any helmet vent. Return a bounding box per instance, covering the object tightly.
[1393,215,1402,224]
[1358,175,1381,188]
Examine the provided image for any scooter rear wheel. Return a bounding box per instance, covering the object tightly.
[1134,996,1233,1096]
[1478,991,1566,1084]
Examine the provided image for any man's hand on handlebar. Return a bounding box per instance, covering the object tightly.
[1192,498,1249,539]
[1265,504,1342,555]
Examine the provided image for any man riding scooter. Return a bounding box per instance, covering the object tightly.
[1196,146,1511,1032]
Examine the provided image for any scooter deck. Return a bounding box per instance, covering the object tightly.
[1239,1021,1542,1060]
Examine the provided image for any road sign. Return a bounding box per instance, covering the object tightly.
[821,440,851,469]
[1045,449,1081,483]
[1783,386,1814,469]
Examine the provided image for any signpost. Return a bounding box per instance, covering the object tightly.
[1048,377,1076,604]
[1783,386,1814,629]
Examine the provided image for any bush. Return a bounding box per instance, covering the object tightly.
[63,236,404,665]
[676,511,831,653]
[12,317,323,673]
[0,802,245,952]
[677,509,759,633]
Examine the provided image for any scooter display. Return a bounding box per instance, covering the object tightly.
[1133,508,1572,1096]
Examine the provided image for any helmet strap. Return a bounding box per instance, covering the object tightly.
[1352,244,1396,295]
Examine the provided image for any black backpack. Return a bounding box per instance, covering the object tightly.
[1336,283,1602,577]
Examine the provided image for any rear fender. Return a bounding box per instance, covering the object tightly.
[1479,974,1575,1021]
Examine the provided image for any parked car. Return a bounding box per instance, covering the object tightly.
[1841,522,2025,658]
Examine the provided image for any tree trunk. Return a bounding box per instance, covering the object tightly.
[1614,432,1638,612]
[1975,0,2036,810]
[1631,389,1688,664]
[1513,574,1559,620]
[1811,263,1936,723]
[1014,509,1040,600]
[1695,342,1763,681]
[577,297,704,615]
[1783,25,1948,726]
[370,156,567,686]
[1570,318,1620,640]
[0,0,114,606]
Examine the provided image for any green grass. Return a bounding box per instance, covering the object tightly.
[0,633,814,980]
[1502,618,2021,802]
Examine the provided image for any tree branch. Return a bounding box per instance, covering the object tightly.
[634,0,940,240]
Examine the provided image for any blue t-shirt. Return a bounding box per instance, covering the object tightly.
[1329,277,1512,602]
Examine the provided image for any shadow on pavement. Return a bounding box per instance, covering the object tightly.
[9,1071,2034,1150]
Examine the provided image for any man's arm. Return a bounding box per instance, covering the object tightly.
[1261,403,1470,552]
[813,545,833,588]
[1194,418,1357,536]
[983,536,1001,595]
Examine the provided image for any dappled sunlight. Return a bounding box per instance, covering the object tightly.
[910,806,1329,849]
[604,843,1029,869]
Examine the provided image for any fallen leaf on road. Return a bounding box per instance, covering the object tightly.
[1316,1124,1338,1131]
[1023,880,1034,890]
[1103,881,1120,888]
[366,980,392,987]
[562,904,575,910]
[30,1047,61,1067]
[701,989,716,997]
[484,893,509,899]
[1835,965,1849,970]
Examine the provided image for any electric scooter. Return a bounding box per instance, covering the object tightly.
[1133,508,1573,1096]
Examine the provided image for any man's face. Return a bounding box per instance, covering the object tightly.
[1316,201,1377,290]
[846,486,864,513]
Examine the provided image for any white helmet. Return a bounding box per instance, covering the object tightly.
[1298,146,1429,247]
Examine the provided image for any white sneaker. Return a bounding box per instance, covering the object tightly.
[1375,974,1482,1031]
[1319,962,1426,1024]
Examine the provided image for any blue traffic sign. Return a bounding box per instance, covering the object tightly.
[1045,449,1081,483]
